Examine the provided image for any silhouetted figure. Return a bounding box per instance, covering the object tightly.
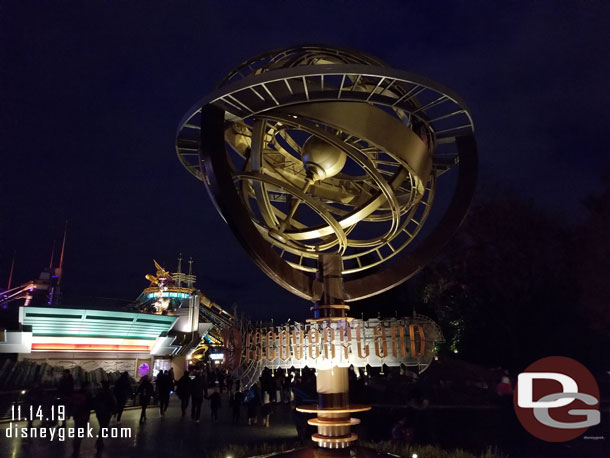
[168,368,175,386]
[496,371,513,402]
[24,381,43,429]
[391,418,415,443]
[245,383,260,425]
[292,377,310,443]
[176,370,191,417]
[190,371,205,423]
[262,389,272,427]
[495,370,514,447]
[57,369,74,427]
[137,376,154,424]
[113,371,132,423]
[202,370,209,398]
[218,370,225,393]
[71,381,92,458]
[226,374,234,395]
[94,380,117,452]
[282,373,292,403]
[156,370,171,416]
[207,387,221,423]
[231,390,244,424]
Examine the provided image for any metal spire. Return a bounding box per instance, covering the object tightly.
[48,240,56,269]
[57,220,68,286]
[7,251,15,290]
[177,253,183,288]
[187,257,193,288]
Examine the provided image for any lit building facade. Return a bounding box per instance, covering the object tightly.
[3,306,178,378]
[0,259,234,381]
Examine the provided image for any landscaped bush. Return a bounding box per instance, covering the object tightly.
[365,441,508,458]
[205,441,300,458]
[205,441,508,458]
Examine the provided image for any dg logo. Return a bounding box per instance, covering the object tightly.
[514,356,601,442]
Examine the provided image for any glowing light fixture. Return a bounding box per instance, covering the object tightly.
[32,343,150,352]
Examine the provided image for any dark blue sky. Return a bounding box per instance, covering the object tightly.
[1,1,608,321]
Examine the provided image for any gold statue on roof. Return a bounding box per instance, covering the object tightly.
[145,260,175,287]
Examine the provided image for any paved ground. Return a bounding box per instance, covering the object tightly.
[0,394,300,458]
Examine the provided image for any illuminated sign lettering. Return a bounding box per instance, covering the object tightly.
[233,316,443,371]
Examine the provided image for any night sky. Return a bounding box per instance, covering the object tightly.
[1,1,608,322]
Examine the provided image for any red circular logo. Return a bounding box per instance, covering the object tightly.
[513,356,600,442]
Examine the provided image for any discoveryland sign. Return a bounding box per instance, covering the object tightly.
[222,314,444,373]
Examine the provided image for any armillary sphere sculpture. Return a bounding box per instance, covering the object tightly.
[176,45,477,453]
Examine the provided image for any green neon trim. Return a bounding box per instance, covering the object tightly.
[22,307,177,339]
[26,313,82,319]
[85,315,134,322]
[33,333,157,340]
[136,318,174,324]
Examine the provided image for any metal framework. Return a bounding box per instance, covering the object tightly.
[175,45,478,452]
[176,45,477,301]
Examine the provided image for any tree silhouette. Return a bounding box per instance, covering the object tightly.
[357,183,607,371]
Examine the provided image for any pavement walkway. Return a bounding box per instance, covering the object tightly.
[0,394,299,458]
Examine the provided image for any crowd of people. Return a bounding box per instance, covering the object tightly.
[20,365,303,457]
[23,369,129,456]
[173,367,296,428]
[17,359,570,458]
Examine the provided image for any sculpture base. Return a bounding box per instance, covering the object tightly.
[264,445,399,458]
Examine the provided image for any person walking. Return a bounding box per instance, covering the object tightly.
[202,369,209,398]
[71,381,92,458]
[190,370,205,423]
[57,369,74,428]
[282,373,292,404]
[207,386,221,423]
[24,381,44,429]
[156,370,170,416]
[245,383,260,426]
[176,370,191,417]
[113,371,132,423]
[226,373,234,395]
[94,380,117,453]
[262,389,273,427]
[218,370,225,393]
[168,367,175,386]
[137,376,154,424]
[230,390,244,425]
[292,376,310,443]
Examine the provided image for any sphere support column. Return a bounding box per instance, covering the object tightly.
[299,253,370,449]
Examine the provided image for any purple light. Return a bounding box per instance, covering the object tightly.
[138,363,150,377]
